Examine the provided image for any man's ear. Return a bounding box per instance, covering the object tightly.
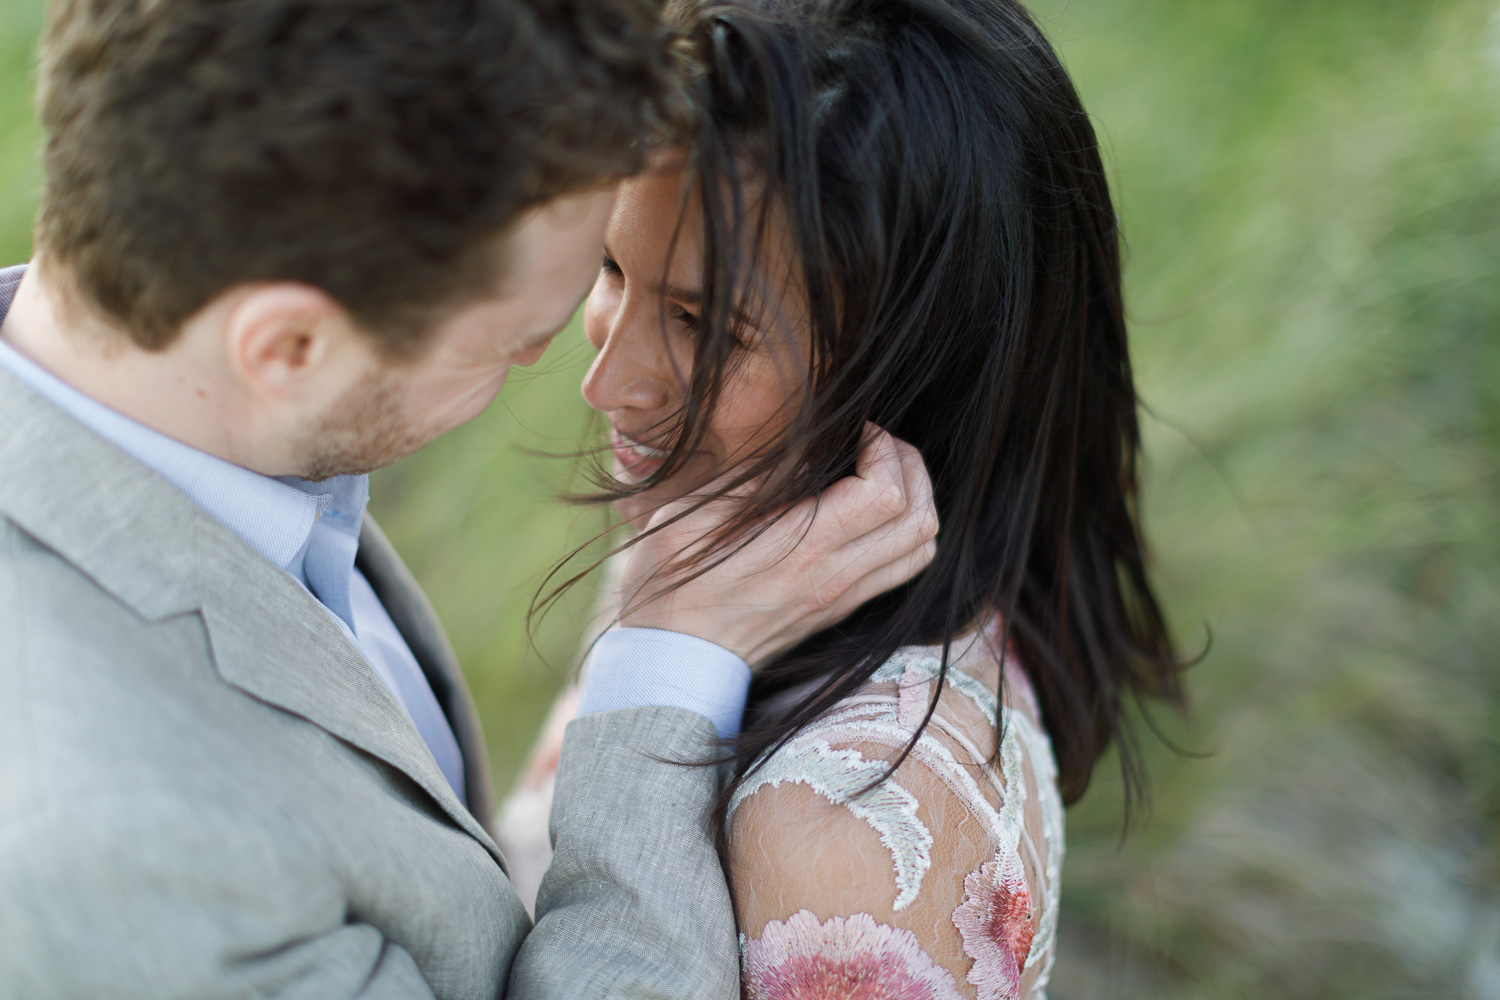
[223,284,355,401]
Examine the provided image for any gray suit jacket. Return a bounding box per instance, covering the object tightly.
[0,364,739,999]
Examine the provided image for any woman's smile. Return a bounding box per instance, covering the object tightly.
[582,163,807,518]
[609,425,671,481]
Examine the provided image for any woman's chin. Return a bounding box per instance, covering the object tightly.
[611,460,706,529]
[614,493,673,530]
[611,456,727,529]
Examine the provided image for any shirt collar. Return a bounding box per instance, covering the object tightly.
[0,269,367,584]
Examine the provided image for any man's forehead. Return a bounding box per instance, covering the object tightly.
[501,189,617,292]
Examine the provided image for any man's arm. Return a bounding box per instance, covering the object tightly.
[0,796,442,999]
[508,706,739,999]
[505,428,937,999]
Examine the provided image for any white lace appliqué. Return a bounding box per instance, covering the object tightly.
[730,633,1066,998]
[729,736,934,910]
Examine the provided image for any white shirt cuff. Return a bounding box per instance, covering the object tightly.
[577,627,751,739]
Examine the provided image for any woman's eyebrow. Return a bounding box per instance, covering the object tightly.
[604,241,753,326]
[651,281,702,304]
[650,281,761,332]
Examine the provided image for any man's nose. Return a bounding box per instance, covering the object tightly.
[510,335,554,368]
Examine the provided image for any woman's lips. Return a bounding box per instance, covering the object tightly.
[610,427,670,480]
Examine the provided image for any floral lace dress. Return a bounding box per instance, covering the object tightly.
[729,624,1064,1000]
[497,619,1064,1000]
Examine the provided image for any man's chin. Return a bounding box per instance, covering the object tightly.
[295,430,434,482]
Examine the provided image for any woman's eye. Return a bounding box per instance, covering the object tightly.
[600,254,622,277]
[670,305,700,332]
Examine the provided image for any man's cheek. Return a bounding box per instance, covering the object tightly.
[440,371,512,429]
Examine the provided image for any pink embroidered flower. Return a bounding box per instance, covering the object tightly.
[951,850,1036,1000]
[743,910,964,1000]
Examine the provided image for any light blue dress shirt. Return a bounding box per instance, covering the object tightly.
[578,628,750,739]
[0,262,752,782]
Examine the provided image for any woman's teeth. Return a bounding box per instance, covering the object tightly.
[616,431,670,461]
[627,441,669,460]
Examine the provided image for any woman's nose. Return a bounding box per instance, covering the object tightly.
[581,289,673,415]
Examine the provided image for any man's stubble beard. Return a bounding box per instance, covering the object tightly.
[293,370,431,482]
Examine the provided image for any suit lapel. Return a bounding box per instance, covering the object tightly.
[0,366,199,622]
[0,366,504,867]
[196,539,505,865]
[355,518,499,831]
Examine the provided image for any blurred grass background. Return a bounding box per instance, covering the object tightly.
[2,0,1497,995]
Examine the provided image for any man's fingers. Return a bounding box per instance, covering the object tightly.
[853,422,902,483]
[825,535,940,623]
[816,425,915,541]
[799,477,941,615]
[820,506,939,603]
[824,430,937,554]
[857,427,910,521]
[796,430,938,621]
[894,436,936,534]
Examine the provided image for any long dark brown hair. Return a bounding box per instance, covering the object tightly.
[546,0,1185,824]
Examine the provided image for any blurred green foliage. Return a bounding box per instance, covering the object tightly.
[0,1,41,266]
[1031,1,1500,996]
[1,0,1495,995]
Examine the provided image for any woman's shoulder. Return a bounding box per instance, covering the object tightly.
[728,628,1066,999]
[737,628,1061,816]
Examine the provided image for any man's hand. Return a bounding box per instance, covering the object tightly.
[618,426,939,667]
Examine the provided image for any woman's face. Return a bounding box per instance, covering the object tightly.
[581,165,809,525]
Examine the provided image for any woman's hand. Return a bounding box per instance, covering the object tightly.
[617,425,938,667]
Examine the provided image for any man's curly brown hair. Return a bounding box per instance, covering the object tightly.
[34,0,679,353]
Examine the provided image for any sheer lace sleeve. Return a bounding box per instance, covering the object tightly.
[728,633,1065,1000]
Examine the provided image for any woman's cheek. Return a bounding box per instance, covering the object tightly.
[713,360,799,462]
